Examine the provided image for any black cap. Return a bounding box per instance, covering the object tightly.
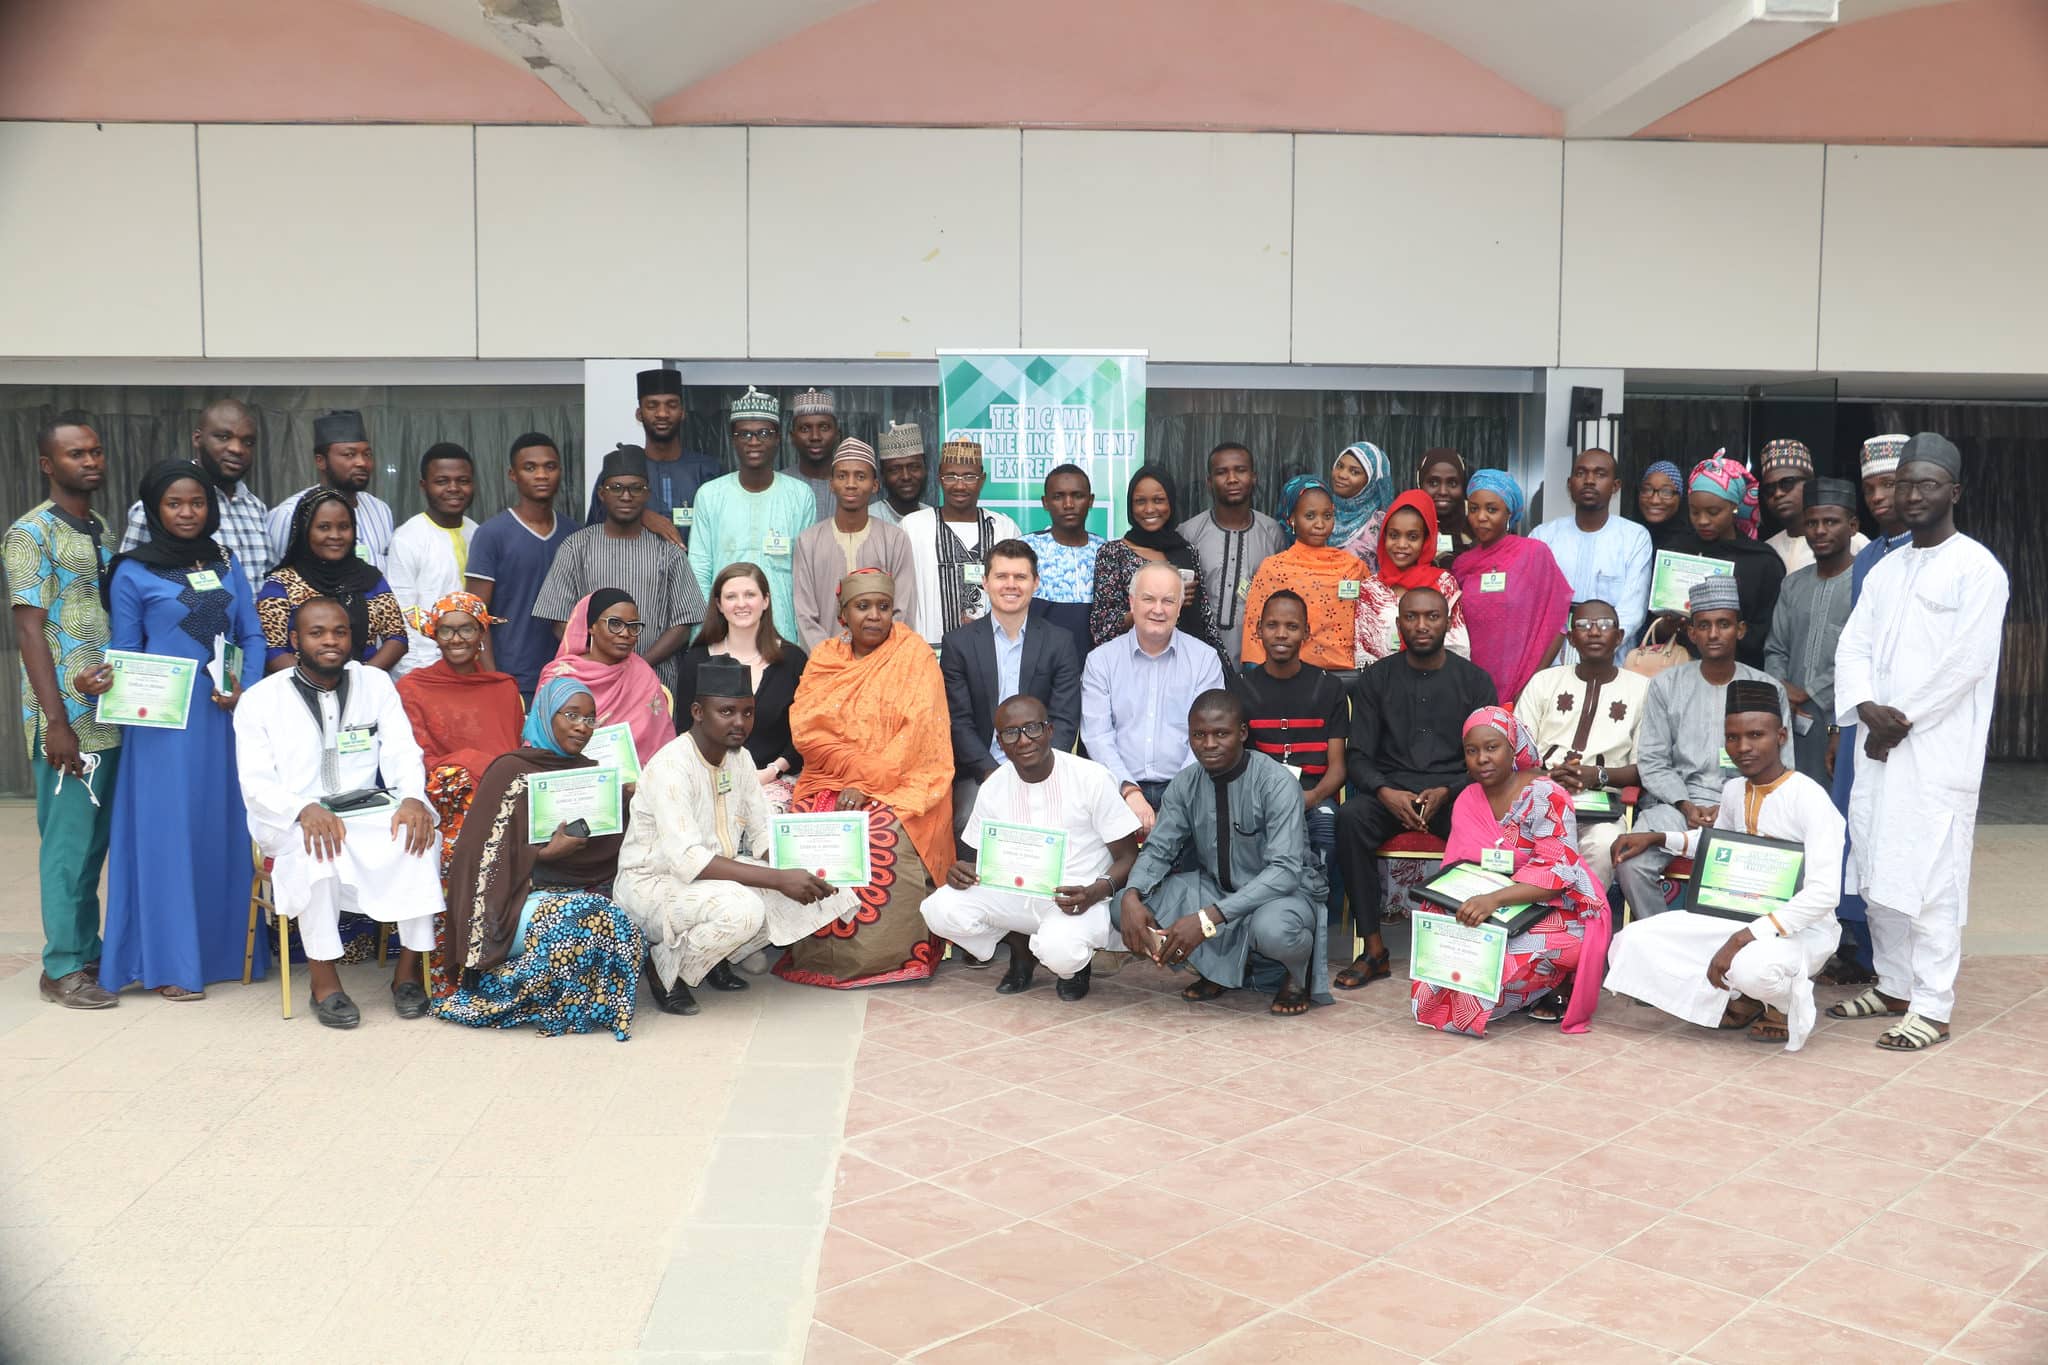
[1899,431,1963,480]
[313,410,367,446]
[696,658,751,700]
[1804,476,1857,510]
[1725,679,1783,717]
[637,368,683,399]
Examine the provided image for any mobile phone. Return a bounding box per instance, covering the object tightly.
[563,818,591,838]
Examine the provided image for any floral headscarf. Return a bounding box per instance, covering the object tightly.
[1466,469,1527,528]
[1688,450,1760,538]
[1462,705,1540,771]
[405,589,504,639]
[1331,443,1394,550]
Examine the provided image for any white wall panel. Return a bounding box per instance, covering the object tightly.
[1821,145,2048,375]
[198,125,475,357]
[749,128,1019,358]
[1293,136,1562,367]
[1561,141,1822,371]
[477,128,745,359]
[1021,132,1291,363]
[0,123,202,357]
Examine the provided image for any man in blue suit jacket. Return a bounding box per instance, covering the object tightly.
[941,539,1083,846]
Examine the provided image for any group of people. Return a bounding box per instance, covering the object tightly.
[6,377,2007,1057]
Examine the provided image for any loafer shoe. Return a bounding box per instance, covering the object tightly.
[39,970,116,1010]
[995,958,1037,995]
[1056,964,1093,1002]
[391,980,430,1019]
[704,961,749,992]
[314,990,361,1030]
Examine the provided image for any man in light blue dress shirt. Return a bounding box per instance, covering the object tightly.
[1530,447,1652,662]
[1080,561,1225,837]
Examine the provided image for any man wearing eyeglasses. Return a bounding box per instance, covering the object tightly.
[533,445,706,692]
[921,695,1138,1001]
[1512,598,1648,886]
[687,387,822,643]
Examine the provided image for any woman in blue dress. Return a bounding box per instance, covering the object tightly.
[100,461,267,999]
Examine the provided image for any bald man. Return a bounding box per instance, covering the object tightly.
[120,397,271,590]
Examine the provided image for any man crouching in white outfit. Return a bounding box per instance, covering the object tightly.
[1605,678,1844,1050]
[923,695,1139,1001]
[234,596,440,1029]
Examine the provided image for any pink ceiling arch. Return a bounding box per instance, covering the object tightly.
[0,0,579,124]
[652,0,1560,135]
[1643,0,2048,144]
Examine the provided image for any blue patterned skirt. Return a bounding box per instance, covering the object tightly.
[434,891,643,1040]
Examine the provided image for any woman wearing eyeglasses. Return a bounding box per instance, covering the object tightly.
[540,588,677,767]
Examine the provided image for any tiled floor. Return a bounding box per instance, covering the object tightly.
[808,954,2048,1364]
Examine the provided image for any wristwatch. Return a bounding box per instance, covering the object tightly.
[1198,909,1220,939]
[1596,764,1608,788]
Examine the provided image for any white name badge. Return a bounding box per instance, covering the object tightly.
[962,563,985,586]
[336,726,375,755]
[1479,847,1515,875]
[186,570,222,592]
[1237,577,1252,597]
[1480,571,1507,594]
[1336,579,1361,601]
[353,544,373,563]
[672,506,694,528]
[1437,532,1454,558]
[762,530,791,557]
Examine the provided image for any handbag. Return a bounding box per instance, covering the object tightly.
[1624,613,1692,680]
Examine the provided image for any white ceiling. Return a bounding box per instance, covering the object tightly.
[366,0,1954,125]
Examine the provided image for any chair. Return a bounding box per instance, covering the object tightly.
[243,842,432,1019]
[1359,830,1449,954]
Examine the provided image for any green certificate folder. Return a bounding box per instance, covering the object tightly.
[977,820,1067,897]
[526,768,624,843]
[1648,550,1734,615]
[95,649,198,730]
[583,723,642,782]
[1410,911,1507,1004]
[770,812,872,887]
[1412,862,1552,935]
[1684,829,1805,922]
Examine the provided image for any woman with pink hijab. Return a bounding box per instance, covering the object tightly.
[540,589,676,766]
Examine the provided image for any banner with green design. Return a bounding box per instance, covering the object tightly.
[937,350,1146,540]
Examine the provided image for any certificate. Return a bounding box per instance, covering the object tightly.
[95,649,197,730]
[770,812,872,887]
[526,768,624,843]
[1572,787,1621,820]
[1685,829,1805,921]
[977,820,1067,897]
[1648,550,1734,615]
[582,723,642,782]
[1414,862,1551,935]
[1410,911,1507,1005]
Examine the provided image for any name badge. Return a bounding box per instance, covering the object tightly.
[1237,576,1252,597]
[672,506,694,528]
[353,544,373,563]
[186,570,222,592]
[715,767,733,795]
[1336,579,1361,601]
[1718,746,1736,771]
[1480,571,1507,594]
[336,726,374,755]
[1479,847,1514,875]
[963,563,985,586]
[1437,532,1454,558]
[762,530,791,557]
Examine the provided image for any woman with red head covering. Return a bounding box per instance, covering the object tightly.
[1353,490,1470,668]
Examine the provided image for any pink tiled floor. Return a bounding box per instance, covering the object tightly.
[810,953,2048,1363]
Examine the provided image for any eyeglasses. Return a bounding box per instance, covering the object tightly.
[1640,486,1680,501]
[599,616,646,637]
[438,623,482,640]
[1570,617,1618,631]
[556,710,597,730]
[602,481,649,497]
[1896,477,1950,495]
[938,471,980,485]
[733,429,779,446]
[995,720,1052,743]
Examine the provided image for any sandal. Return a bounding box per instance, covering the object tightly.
[1181,979,1227,1004]
[1876,1012,1949,1051]
[1269,982,1311,1017]
[1827,987,1906,1021]
[1333,951,1390,992]
[157,985,205,1002]
[1747,1006,1789,1044]
[1526,991,1566,1024]
[1717,998,1766,1031]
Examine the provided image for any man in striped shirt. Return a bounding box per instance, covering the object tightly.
[265,409,397,569]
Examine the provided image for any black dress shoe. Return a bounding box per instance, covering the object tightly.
[645,959,700,1015]
[391,980,430,1019]
[705,961,749,992]
[995,957,1037,995]
[313,990,361,1030]
[1056,964,1092,1002]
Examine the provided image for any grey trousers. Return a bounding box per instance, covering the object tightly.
[1147,869,1314,991]
[1614,803,1688,921]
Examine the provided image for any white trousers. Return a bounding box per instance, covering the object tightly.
[268,823,440,962]
[1578,819,1621,888]
[1606,910,1840,1051]
[921,884,1110,980]
[1868,895,1963,1020]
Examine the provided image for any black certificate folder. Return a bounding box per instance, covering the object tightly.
[1413,862,1551,936]
[1683,829,1806,923]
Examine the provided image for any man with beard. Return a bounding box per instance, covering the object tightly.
[1530,447,1652,660]
[585,368,721,548]
[789,387,842,520]
[869,421,930,526]
[265,409,396,568]
[120,397,270,590]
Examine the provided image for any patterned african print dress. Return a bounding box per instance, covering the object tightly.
[1412,776,1608,1038]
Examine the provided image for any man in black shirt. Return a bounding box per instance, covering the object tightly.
[1333,586,1497,991]
[1233,590,1348,874]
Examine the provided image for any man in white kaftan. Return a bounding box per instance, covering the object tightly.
[1830,434,2007,1047]
[233,598,439,1025]
[612,659,855,1012]
[1606,680,1844,1051]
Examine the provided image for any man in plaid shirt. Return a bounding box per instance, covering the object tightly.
[118,397,270,590]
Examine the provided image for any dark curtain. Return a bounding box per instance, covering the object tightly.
[0,384,584,795]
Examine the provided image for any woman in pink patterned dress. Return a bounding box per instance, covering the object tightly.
[1412,706,1611,1038]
